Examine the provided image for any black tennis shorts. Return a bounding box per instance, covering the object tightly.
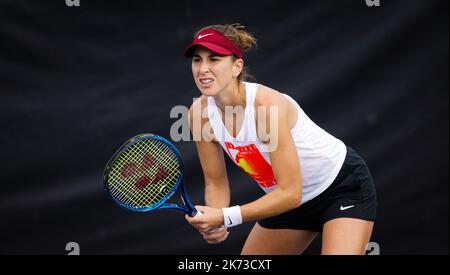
[258,147,377,232]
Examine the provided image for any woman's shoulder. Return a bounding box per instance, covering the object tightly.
[254,83,288,108]
[189,95,208,123]
[253,83,299,130]
[190,95,208,111]
[189,95,213,131]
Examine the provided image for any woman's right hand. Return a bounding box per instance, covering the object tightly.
[185,213,229,244]
[200,226,229,244]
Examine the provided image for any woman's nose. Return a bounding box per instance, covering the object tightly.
[199,61,210,73]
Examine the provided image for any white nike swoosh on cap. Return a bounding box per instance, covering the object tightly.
[340,205,355,211]
[198,33,214,39]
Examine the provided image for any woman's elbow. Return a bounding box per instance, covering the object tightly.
[291,178,302,208]
[284,188,302,209]
[290,192,302,209]
[279,177,302,209]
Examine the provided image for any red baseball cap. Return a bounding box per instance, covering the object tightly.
[184,29,243,59]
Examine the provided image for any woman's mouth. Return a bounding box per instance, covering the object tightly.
[199,78,214,86]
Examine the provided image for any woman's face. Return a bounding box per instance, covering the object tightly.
[191,47,242,96]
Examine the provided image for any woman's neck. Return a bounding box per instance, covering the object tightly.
[214,81,246,111]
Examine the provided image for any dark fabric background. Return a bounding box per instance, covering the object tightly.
[0,0,448,254]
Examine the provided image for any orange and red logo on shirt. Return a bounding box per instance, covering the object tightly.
[225,142,277,188]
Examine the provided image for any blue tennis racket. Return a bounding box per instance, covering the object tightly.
[104,133,199,216]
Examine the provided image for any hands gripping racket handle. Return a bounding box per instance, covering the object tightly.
[192,208,226,234]
[193,210,203,217]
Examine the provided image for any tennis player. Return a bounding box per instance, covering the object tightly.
[184,23,377,255]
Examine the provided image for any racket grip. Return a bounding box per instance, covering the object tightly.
[191,207,203,217]
[193,211,203,217]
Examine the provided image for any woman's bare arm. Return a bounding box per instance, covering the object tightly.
[189,97,230,208]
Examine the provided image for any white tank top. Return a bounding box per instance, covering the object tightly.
[207,82,347,204]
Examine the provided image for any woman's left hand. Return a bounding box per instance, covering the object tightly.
[185,205,224,234]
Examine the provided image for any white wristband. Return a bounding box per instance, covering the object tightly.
[222,206,242,228]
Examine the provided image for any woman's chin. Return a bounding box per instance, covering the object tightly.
[199,86,218,96]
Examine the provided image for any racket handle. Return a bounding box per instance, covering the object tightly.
[194,210,203,217]
[192,208,203,217]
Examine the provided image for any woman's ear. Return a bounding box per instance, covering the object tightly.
[233,59,244,78]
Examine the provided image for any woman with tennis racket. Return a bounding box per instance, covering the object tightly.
[184,23,377,255]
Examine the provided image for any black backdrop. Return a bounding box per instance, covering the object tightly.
[0,0,448,255]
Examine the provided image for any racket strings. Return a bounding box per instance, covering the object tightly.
[136,141,180,201]
[119,142,171,202]
[110,145,160,206]
[110,142,178,207]
[107,139,181,209]
[124,140,179,203]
